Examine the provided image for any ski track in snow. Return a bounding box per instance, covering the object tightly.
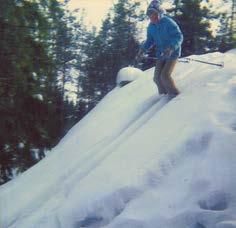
[8,95,170,228]
[2,80,167,228]
[0,75,153,217]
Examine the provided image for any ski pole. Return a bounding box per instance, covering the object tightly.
[182,57,224,68]
[143,56,224,68]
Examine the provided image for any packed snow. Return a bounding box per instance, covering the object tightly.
[1,50,236,228]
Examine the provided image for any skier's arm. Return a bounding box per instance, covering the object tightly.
[141,25,155,52]
[167,19,183,51]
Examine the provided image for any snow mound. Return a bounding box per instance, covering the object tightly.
[116,66,145,86]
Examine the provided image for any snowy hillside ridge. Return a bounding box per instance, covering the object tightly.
[0,50,236,228]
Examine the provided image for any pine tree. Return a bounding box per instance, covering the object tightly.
[229,0,236,41]
[218,0,236,52]
[47,0,80,137]
[0,0,53,183]
[78,0,143,115]
[0,0,81,184]
[171,0,218,56]
[108,0,141,73]
[78,26,100,112]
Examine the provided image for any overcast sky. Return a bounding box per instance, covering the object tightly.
[66,0,150,28]
[67,0,119,28]
[65,0,227,31]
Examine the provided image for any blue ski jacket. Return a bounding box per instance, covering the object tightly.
[142,16,183,60]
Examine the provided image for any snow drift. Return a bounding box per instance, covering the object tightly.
[1,50,236,228]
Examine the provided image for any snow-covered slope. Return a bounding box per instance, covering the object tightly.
[1,50,236,228]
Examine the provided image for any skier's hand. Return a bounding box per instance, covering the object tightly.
[161,47,173,58]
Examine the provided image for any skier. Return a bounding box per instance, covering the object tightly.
[137,0,183,98]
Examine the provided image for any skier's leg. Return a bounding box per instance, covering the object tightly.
[161,59,180,96]
[154,60,167,94]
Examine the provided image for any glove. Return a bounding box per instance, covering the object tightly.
[161,47,173,58]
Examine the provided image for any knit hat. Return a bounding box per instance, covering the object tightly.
[146,0,165,16]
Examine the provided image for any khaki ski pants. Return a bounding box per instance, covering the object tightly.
[154,59,179,95]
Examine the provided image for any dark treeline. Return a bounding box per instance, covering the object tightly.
[0,0,235,185]
[0,0,81,184]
